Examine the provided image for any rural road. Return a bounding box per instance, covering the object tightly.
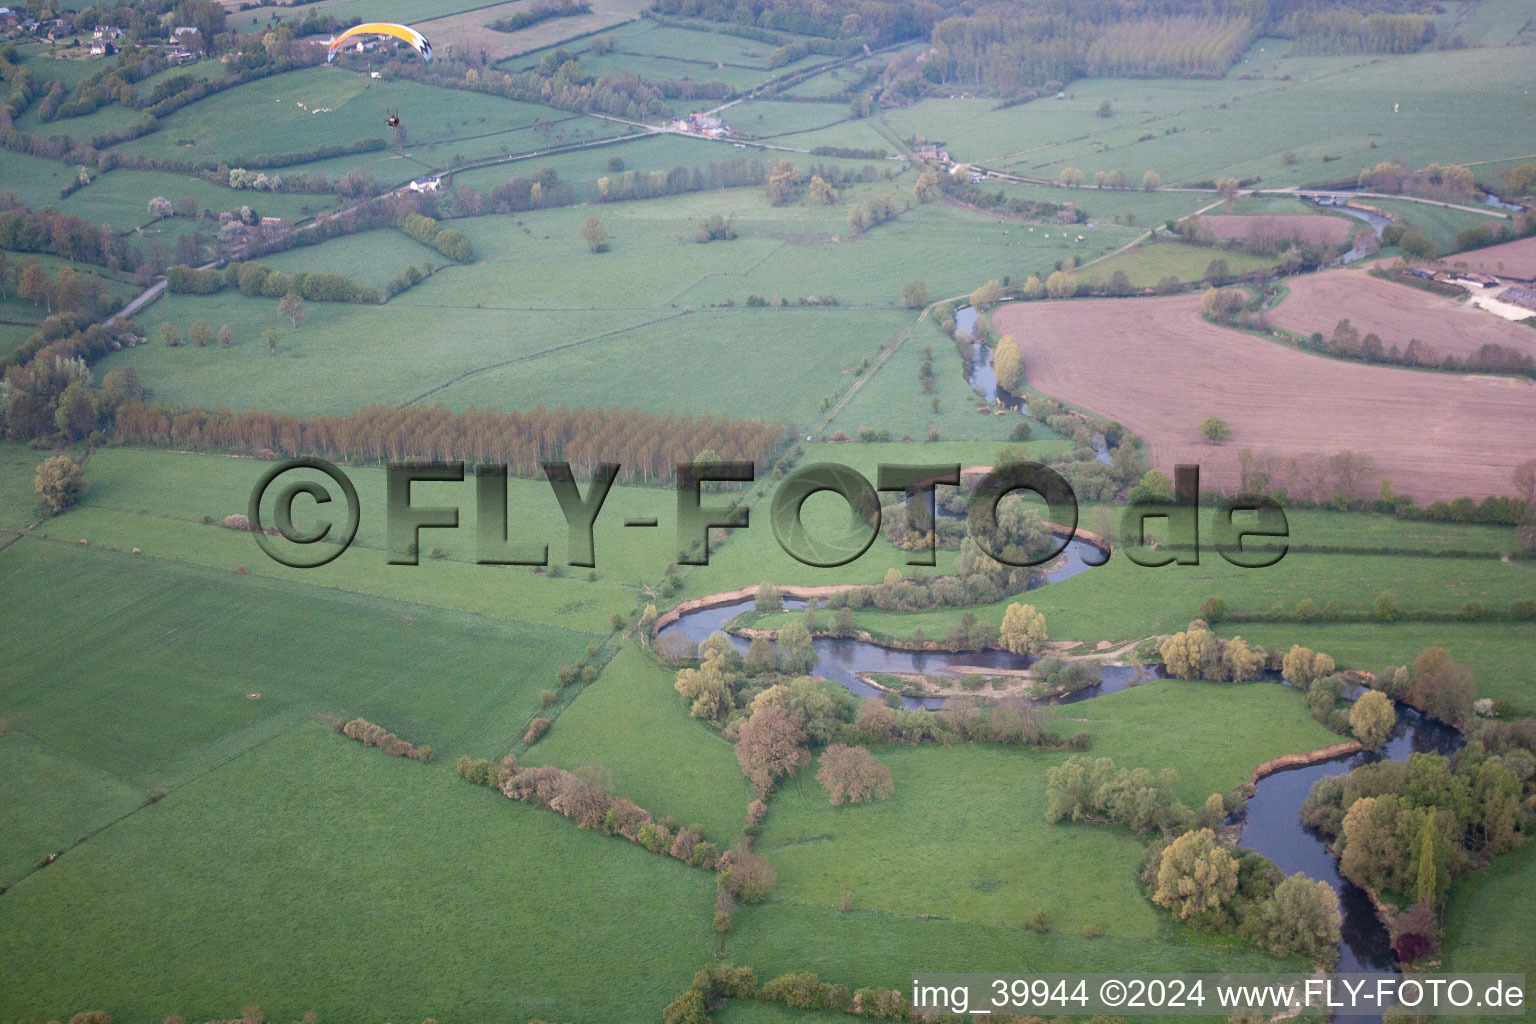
[108,279,166,325]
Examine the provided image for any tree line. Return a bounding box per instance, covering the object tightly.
[1300,711,1533,963]
[1278,10,1437,54]
[1046,752,1344,965]
[168,261,383,304]
[112,401,781,483]
[488,0,591,33]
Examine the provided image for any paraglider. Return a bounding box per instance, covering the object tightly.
[326,23,433,64]
[386,109,400,130]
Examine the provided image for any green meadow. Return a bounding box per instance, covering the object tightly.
[522,645,750,838]
[758,682,1336,938]
[1080,240,1279,288]
[1443,841,1536,1024]
[4,6,1535,1018]
[59,168,332,235]
[0,723,718,1024]
[113,68,626,168]
[888,44,1536,191]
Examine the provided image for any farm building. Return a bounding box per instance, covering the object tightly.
[676,113,730,137]
[1500,286,1536,311]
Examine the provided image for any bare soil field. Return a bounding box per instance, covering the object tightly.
[1197,214,1354,247]
[1268,268,1536,360]
[993,293,1536,501]
[419,0,648,62]
[1448,235,1536,281]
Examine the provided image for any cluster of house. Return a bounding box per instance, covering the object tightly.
[673,113,730,137]
[1,8,78,41]
[918,143,986,182]
[1,12,203,62]
[403,175,444,194]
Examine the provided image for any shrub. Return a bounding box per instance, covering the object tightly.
[718,849,776,903]
[815,744,894,805]
[524,717,551,744]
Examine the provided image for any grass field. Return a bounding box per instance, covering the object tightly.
[30,445,680,631]
[728,898,1303,1005]
[0,535,597,786]
[255,226,444,290]
[1366,196,1503,255]
[1220,621,1536,713]
[521,646,750,838]
[112,67,627,170]
[0,148,85,210]
[59,168,332,237]
[0,722,718,1024]
[426,0,651,63]
[743,540,1531,660]
[1079,239,1279,288]
[882,44,1536,192]
[758,681,1337,938]
[95,185,1143,423]
[1443,840,1536,1024]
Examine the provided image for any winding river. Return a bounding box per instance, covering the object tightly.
[656,292,1464,1002]
[659,533,1451,1006]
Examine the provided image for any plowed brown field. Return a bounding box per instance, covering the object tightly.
[1198,214,1354,246]
[1269,268,1536,360]
[993,293,1536,500]
[1451,235,1536,281]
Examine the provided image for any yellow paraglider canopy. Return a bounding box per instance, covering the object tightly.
[327,22,433,63]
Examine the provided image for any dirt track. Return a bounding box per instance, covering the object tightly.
[1198,214,1354,246]
[1449,235,1536,281]
[993,293,1536,501]
[1269,268,1536,360]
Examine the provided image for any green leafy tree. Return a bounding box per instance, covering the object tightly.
[970,279,1003,309]
[1223,636,1264,682]
[278,292,305,328]
[775,622,818,675]
[816,744,893,805]
[1409,647,1476,724]
[913,170,941,202]
[1414,816,1438,907]
[1259,873,1342,966]
[1160,628,1220,680]
[1000,602,1047,655]
[579,216,609,252]
[901,280,928,308]
[1282,645,1335,690]
[1350,690,1396,750]
[1197,417,1230,445]
[991,334,1022,391]
[35,455,85,513]
[1153,828,1239,922]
